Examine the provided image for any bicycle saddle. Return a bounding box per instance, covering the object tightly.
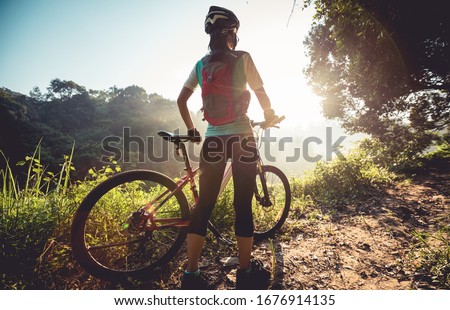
[157,131,201,143]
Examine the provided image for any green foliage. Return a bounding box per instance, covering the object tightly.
[291,143,395,204]
[303,0,450,161]
[1,146,77,288]
[362,130,450,173]
[409,228,450,289]
[357,137,427,172]
[423,132,450,161]
[0,147,125,289]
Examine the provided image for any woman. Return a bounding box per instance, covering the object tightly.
[177,6,278,290]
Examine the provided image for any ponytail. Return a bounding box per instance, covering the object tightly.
[208,30,237,51]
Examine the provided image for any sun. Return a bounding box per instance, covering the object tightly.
[246,70,324,129]
[230,1,324,128]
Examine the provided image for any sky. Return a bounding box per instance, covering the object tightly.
[0,0,326,127]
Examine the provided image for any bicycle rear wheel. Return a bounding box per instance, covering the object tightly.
[71,170,189,281]
[253,165,291,241]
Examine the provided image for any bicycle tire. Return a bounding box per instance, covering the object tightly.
[71,170,189,281]
[253,165,291,241]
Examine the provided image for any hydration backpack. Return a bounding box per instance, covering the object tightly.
[197,51,250,126]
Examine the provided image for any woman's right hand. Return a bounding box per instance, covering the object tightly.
[188,128,202,143]
[263,108,278,123]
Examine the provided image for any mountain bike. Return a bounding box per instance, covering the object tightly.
[71,117,291,281]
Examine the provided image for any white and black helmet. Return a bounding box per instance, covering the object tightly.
[204,6,240,35]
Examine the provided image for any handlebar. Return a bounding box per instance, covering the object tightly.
[159,116,285,145]
[251,115,285,130]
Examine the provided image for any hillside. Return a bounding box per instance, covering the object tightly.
[0,81,203,181]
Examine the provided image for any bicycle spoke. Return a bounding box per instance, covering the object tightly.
[79,174,188,273]
[88,238,143,251]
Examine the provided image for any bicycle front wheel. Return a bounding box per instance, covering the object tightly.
[71,170,189,281]
[253,165,291,241]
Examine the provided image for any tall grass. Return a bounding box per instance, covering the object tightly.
[1,145,77,289]
[409,228,450,289]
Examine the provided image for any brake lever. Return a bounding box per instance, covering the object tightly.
[261,116,284,130]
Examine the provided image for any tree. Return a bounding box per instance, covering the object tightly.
[303,0,449,163]
[45,78,87,100]
[0,89,28,168]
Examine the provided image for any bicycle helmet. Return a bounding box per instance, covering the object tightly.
[204,6,240,35]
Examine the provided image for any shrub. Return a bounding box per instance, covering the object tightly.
[291,144,395,204]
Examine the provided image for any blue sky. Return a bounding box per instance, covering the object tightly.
[0,0,324,125]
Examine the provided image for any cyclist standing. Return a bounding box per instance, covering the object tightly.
[177,6,278,290]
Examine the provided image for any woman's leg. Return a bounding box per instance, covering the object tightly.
[186,233,206,272]
[236,236,253,270]
[231,136,257,270]
[186,137,227,271]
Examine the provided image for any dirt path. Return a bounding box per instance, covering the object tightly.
[260,167,450,289]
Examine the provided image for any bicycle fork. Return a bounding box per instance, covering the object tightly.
[255,161,273,207]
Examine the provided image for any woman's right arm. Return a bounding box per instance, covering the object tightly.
[243,53,277,120]
[177,86,195,130]
[254,86,272,111]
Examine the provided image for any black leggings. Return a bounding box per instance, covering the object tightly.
[188,135,258,237]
